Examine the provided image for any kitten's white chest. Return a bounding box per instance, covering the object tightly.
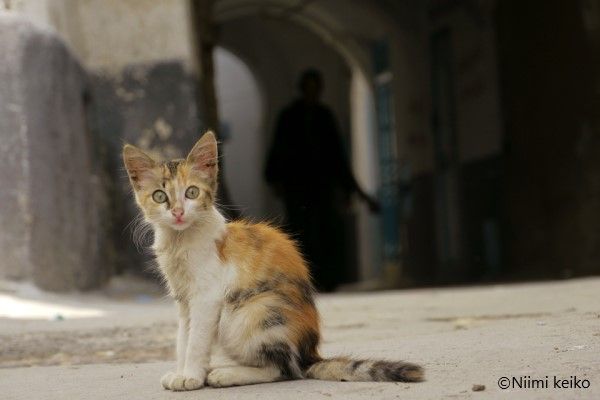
[158,250,223,301]
[152,210,228,303]
[156,237,224,303]
[157,250,192,302]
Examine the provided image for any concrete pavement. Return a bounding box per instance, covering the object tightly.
[1,277,599,399]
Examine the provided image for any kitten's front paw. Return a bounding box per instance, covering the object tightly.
[161,371,176,389]
[161,371,204,391]
[207,368,237,388]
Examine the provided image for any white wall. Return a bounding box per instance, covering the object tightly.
[215,48,267,218]
[351,69,382,281]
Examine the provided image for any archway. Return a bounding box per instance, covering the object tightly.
[211,0,416,285]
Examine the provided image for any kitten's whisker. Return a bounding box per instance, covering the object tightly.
[129,214,154,251]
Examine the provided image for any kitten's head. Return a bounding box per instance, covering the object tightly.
[123,131,218,231]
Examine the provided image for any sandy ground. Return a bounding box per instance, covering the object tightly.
[1,276,599,399]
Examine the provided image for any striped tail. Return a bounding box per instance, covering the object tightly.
[306,357,424,382]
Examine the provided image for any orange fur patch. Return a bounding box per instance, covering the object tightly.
[219,220,321,363]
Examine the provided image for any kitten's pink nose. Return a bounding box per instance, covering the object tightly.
[171,208,184,218]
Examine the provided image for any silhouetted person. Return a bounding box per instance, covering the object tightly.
[265,69,378,291]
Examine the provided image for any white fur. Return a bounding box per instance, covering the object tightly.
[127,136,289,391]
[218,305,292,367]
[175,312,188,373]
[152,206,289,391]
[207,366,281,387]
[154,206,231,391]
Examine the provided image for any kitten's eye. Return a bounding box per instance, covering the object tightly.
[185,186,200,199]
[152,190,168,203]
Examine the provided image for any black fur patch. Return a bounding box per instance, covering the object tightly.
[225,290,241,305]
[225,280,274,309]
[351,360,364,372]
[274,274,315,308]
[261,307,287,329]
[226,274,315,310]
[368,360,423,382]
[297,329,321,370]
[368,361,382,381]
[165,159,182,176]
[259,341,300,378]
[297,280,316,306]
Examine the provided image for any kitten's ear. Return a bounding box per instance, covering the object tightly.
[122,144,155,190]
[186,131,218,186]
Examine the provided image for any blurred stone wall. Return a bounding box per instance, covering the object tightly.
[0,14,107,290]
[0,1,204,287]
[88,61,202,276]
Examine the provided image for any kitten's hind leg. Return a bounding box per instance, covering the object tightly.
[206,366,281,388]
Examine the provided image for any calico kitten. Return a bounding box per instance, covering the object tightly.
[123,131,423,391]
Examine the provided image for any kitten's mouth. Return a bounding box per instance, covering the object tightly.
[170,218,191,231]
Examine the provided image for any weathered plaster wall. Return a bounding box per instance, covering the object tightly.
[4,0,195,72]
[0,13,106,290]
[2,1,203,279]
[89,61,202,275]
